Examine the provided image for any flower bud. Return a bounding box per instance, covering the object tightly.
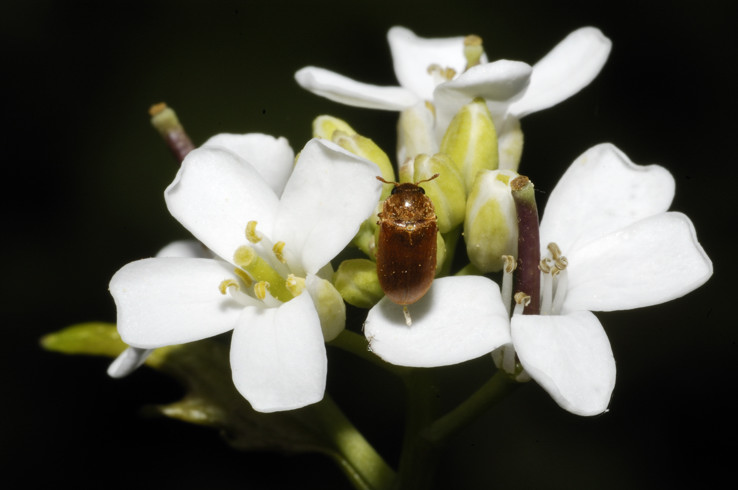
[407,153,466,233]
[332,130,396,199]
[312,114,357,139]
[351,206,381,259]
[306,274,346,341]
[498,116,524,172]
[333,258,384,309]
[464,169,519,272]
[440,97,499,192]
[397,101,438,164]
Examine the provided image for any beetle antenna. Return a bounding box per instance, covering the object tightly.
[415,173,440,185]
[376,176,398,186]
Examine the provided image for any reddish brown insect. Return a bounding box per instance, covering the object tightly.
[376,175,439,318]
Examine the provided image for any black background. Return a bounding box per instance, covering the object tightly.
[3,1,735,488]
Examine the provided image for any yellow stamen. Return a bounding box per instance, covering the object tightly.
[424,100,436,118]
[514,292,531,307]
[502,255,517,274]
[273,241,287,264]
[219,279,238,295]
[254,281,270,301]
[285,274,306,297]
[427,64,457,81]
[233,267,253,286]
[246,221,261,243]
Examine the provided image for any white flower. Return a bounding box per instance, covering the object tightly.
[295,26,611,167]
[508,143,712,416]
[363,276,512,368]
[109,136,382,412]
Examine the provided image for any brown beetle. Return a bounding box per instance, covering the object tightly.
[376,175,439,324]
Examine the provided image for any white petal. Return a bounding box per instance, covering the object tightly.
[165,147,279,265]
[156,240,210,258]
[273,139,383,275]
[364,276,511,367]
[540,143,675,254]
[433,60,532,137]
[512,311,615,416]
[563,212,713,312]
[110,258,242,348]
[203,133,295,196]
[388,26,479,101]
[230,292,327,412]
[295,66,418,110]
[508,27,612,118]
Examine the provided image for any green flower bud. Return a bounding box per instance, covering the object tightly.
[351,204,381,259]
[332,130,396,199]
[435,231,447,274]
[333,258,384,309]
[464,169,519,272]
[397,101,438,163]
[440,97,499,192]
[312,115,357,139]
[306,275,346,341]
[409,153,466,233]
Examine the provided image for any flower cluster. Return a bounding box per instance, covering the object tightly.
[108,26,712,418]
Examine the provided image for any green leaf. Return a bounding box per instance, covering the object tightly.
[41,323,395,489]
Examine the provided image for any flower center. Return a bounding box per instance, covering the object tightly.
[218,221,305,306]
[539,242,569,315]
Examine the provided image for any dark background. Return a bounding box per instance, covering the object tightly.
[3,1,735,488]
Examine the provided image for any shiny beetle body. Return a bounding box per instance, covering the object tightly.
[376,176,438,306]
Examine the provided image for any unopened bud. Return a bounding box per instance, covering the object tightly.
[440,97,499,192]
[464,169,519,272]
[333,259,384,309]
[397,101,438,163]
[306,275,346,341]
[411,153,465,233]
[312,115,357,140]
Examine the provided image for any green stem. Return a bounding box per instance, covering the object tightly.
[423,371,520,445]
[393,370,441,490]
[328,330,410,377]
[316,395,396,490]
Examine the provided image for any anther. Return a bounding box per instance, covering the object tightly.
[502,255,517,274]
[539,257,553,274]
[219,279,238,295]
[512,292,531,317]
[246,221,261,243]
[254,281,270,301]
[233,267,253,286]
[273,241,287,264]
[501,255,517,316]
[547,242,563,260]
[514,292,531,307]
[285,274,305,297]
[426,64,457,82]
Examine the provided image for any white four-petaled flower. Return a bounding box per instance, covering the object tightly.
[295,26,611,168]
[508,143,713,416]
[109,135,382,412]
